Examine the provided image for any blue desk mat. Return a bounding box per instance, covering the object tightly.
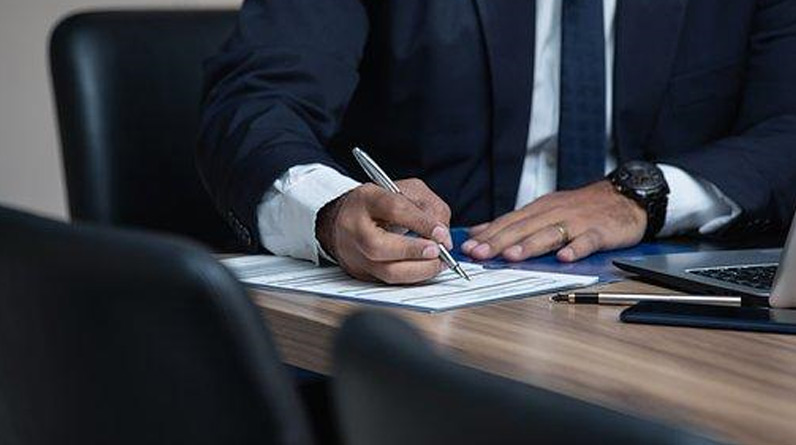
[450,228,695,282]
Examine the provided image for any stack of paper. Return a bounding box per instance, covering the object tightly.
[223,255,598,312]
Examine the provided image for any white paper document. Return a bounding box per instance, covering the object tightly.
[222,255,598,312]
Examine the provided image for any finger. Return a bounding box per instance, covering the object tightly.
[367,190,451,247]
[462,223,490,252]
[467,194,562,245]
[466,211,526,247]
[468,223,490,236]
[398,178,452,225]
[462,202,555,255]
[469,212,562,260]
[502,225,568,262]
[356,225,441,262]
[557,229,604,263]
[369,259,445,284]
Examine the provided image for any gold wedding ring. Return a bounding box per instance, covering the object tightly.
[553,222,569,246]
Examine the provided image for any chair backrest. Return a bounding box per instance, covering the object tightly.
[333,311,724,445]
[50,10,238,251]
[0,206,313,445]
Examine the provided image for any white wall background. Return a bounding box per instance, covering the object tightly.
[0,0,240,219]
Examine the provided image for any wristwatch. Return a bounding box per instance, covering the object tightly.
[607,161,670,239]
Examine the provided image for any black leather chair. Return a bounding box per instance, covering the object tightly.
[0,206,314,445]
[333,311,725,445]
[50,10,239,251]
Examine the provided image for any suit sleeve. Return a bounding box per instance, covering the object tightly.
[197,0,369,251]
[660,0,796,237]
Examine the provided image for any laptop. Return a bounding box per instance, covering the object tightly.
[614,213,796,307]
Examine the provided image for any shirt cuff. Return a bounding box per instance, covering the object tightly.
[257,164,361,264]
[657,164,742,237]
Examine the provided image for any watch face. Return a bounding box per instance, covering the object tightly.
[623,161,665,192]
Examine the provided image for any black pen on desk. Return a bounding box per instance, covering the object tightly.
[551,292,741,306]
[351,147,471,281]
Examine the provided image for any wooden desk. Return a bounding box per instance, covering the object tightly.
[250,278,796,445]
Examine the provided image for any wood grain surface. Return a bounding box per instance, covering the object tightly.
[249,276,796,445]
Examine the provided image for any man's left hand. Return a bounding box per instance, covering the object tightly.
[461,181,647,262]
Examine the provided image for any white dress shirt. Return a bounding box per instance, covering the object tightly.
[257,0,740,264]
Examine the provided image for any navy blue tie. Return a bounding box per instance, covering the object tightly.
[557,0,607,190]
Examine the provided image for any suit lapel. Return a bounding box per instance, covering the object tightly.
[473,0,535,217]
[614,0,689,161]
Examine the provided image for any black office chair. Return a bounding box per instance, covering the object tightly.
[50,10,239,251]
[0,206,314,445]
[333,311,725,445]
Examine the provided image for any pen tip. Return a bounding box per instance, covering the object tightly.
[550,294,568,302]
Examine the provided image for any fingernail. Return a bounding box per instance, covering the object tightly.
[504,245,522,260]
[422,244,440,259]
[431,225,448,244]
[472,243,491,258]
[461,239,477,252]
[558,247,574,262]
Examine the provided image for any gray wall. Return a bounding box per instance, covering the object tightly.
[0,0,239,219]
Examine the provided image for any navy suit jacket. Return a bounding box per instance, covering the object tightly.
[199,0,796,251]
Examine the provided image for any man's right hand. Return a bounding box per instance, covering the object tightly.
[316,178,453,284]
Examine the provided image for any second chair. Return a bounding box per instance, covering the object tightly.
[333,311,724,445]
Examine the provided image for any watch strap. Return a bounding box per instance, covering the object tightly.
[644,194,668,239]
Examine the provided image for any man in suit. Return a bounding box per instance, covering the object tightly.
[199,0,796,284]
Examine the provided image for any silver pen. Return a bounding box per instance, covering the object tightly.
[352,147,471,281]
[551,292,741,306]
